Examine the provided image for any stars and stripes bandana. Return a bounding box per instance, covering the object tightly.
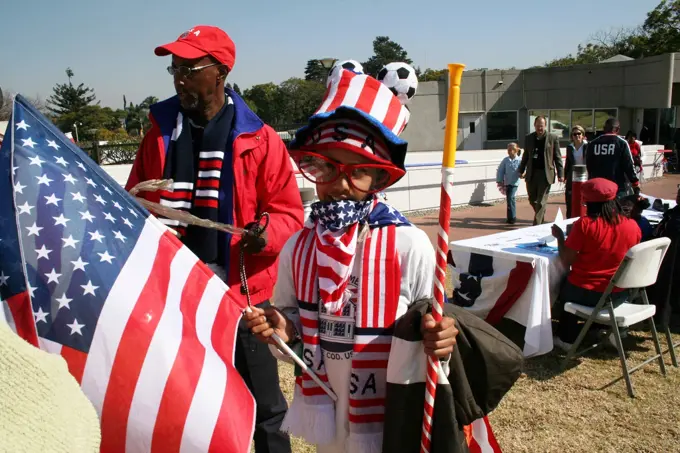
[284,198,411,451]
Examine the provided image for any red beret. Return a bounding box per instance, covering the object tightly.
[582,178,618,202]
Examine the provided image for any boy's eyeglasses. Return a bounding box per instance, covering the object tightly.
[291,151,404,194]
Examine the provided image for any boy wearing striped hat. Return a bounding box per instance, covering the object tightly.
[244,62,458,452]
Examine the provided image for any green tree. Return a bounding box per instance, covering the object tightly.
[362,36,414,77]
[232,83,242,95]
[642,0,680,55]
[418,68,447,82]
[55,105,125,140]
[243,83,282,124]
[304,59,327,84]
[277,78,326,124]
[124,96,158,136]
[47,68,97,116]
[545,0,680,67]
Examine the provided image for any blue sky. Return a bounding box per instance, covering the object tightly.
[0,0,658,108]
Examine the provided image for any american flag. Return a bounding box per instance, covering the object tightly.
[0,95,255,452]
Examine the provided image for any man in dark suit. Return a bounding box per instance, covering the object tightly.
[519,116,564,225]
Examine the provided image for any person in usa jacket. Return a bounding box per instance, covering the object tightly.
[125,25,302,453]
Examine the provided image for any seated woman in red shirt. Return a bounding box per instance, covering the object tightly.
[551,178,642,349]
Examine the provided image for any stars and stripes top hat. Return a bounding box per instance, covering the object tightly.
[289,61,418,177]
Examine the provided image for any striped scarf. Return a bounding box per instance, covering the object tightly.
[158,97,235,264]
[283,199,411,452]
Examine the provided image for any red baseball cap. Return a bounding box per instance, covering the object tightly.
[582,178,618,202]
[155,25,236,70]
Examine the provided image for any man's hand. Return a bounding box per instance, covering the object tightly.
[558,177,565,183]
[551,224,565,242]
[519,173,526,179]
[239,222,268,254]
[244,306,295,344]
[421,313,458,358]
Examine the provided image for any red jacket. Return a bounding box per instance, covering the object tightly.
[125,90,304,305]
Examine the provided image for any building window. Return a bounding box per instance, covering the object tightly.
[594,109,618,136]
[571,110,595,140]
[529,110,549,130]
[487,111,517,141]
[549,110,571,140]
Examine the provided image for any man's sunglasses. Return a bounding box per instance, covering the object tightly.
[290,151,404,194]
[572,132,583,137]
[167,62,222,78]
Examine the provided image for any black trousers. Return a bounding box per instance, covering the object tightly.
[235,300,292,453]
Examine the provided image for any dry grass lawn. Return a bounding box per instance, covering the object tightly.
[266,252,680,452]
[275,330,680,453]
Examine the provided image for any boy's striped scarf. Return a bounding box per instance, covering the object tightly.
[282,199,410,451]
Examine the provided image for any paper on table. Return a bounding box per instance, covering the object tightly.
[540,208,564,245]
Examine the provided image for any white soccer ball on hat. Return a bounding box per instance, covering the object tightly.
[328,60,364,85]
[377,62,418,105]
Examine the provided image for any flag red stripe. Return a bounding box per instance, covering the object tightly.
[300,317,317,328]
[6,291,38,346]
[353,342,391,353]
[150,263,211,452]
[99,235,179,453]
[373,228,383,327]
[60,345,88,384]
[483,416,502,452]
[302,334,320,345]
[208,291,254,452]
[302,231,316,302]
[354,80,380,118]
[160,190,193,200]
[196,179,220,189]
[360,238,370,327]
[325,71,354,112]
[199,159,223,169]
[317,265,347,285]
[352,360,388,369]
[485,261,533,325]
[349,398,385,407]
[386,227,400,325]
[381,95,403,132]
[317,239,355,263]
[194,199,219,209]
[348,413,384,424]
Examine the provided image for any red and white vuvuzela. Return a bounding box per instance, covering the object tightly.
[420,62,465,453]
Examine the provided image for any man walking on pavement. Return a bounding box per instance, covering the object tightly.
[586,117,641,198]
[126,25,301,453]
[519,116,564,225]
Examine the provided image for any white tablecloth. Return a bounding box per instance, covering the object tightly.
[640,193,677,225]
[448,195,676,358]
[448,220,575,358]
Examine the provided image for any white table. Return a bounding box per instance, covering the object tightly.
[448,195,676,358]
[641,193,677,225]
[448,221,574,358]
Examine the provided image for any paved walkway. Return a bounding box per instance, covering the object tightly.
[411,174,680,245]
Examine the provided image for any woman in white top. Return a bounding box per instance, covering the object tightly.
[565,125,587,217]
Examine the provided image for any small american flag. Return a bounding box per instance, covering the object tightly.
[0,95,255,452]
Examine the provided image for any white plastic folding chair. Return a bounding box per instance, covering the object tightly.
[561,237,671,398]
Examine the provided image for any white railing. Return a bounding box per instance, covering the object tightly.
[103,145,665,214]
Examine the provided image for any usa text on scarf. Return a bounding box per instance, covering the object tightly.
[283,199,411,452]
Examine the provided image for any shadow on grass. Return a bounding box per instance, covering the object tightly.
[492,317,662,382]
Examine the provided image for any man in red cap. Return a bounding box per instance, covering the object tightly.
[550,178,641,350]
[126,25,301,453]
